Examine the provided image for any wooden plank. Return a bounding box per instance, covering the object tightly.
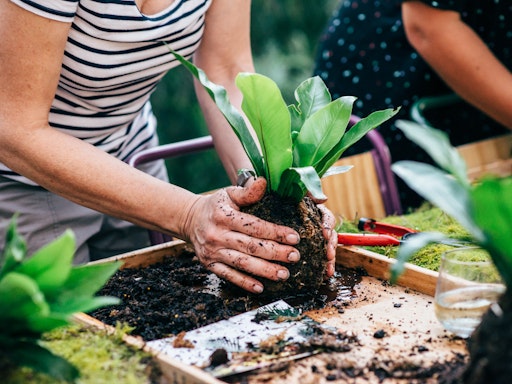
[457,134,512,180]
[336,246,438,296]
[321,152,387,220]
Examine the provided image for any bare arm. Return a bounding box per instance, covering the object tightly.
[0,1,300,293]
[402,1,512,130]
[192,0,256,183]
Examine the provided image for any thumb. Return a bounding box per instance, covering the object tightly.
[227,177,267,207]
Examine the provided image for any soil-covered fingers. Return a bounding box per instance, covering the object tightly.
[205,251,291,294]
[228,176,267,206]
[318,204,338,277]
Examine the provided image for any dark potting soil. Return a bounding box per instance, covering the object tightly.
[90,251,470,383]
[90,250,336,341]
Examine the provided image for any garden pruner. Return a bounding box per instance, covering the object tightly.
[337,217,467,247]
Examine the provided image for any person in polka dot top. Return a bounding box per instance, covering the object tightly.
[314,0,511,210]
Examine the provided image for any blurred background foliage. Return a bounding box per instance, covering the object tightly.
[150,0,338,193]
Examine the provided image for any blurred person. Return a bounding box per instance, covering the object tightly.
[314,0,511,209]
[0,0,337,294]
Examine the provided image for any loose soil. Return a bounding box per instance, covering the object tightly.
[91,249,470,383]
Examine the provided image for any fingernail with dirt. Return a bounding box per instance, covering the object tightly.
[277,269,289,280]
[286,233,300,244]
[288,251,300,262]
[253,284,264,293]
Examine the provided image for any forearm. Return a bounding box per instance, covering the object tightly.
[0,124,200,240]
[403,2,512,130]
[192,0,257,184]
[194,80,255,184]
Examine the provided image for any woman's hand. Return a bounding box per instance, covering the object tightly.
[306,192,338,279]
[317,204,338,278]
[183,177,301,294]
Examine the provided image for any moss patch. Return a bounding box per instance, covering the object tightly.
[336,204,474,271]
[4,323,161,384]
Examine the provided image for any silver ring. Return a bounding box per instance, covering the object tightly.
[236,169,256,187]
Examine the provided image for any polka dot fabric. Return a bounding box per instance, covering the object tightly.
[313,0,510,208]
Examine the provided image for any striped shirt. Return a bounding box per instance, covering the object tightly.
[2,0,212,185]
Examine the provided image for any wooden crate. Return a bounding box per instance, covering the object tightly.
[321,152,387,220]
[76,241,466,384]
[456,134,511,181]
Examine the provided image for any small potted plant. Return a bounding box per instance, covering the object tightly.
[390,120,512,383]
[0,216,121,382]
[171,50,399,294]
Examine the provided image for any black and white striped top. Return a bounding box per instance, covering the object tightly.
[3,0,212,185]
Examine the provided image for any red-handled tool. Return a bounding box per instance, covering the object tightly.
[337,217,417,246]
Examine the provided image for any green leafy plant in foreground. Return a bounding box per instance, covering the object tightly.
[0,217,121,382]
[171,49,399,202]
[390,120,512,288]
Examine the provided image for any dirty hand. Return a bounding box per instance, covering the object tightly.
[183,177,300,294]
[306,191,338,278]
[316,204,338,278]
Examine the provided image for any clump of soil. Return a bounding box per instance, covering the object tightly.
[241,192,327,295]
[461,287,512,383]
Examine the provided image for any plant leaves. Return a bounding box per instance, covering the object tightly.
[48,261,121,313]
[392,161,482,240]
[0,216,27,279]
[290,76,332,133]
[14,230,75,297]
[0,272,49,327]
[316,108,399,177]
[471,177,512,286]
[293,96,355,169]
[277,166,326,202]
[168,48,264,177]
[322,165,354,178]
[25,313,71,334]
[236,73,292,191]
[390,231,451,283]
[395,120,468,185]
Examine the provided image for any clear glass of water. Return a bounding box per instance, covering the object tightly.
[434,247,505,338]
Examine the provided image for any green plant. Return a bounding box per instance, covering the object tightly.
[389,120,512,287]
[171,50,399,202]
[0,216,121,382]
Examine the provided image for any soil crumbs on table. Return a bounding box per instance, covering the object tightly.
[90,251,468,383]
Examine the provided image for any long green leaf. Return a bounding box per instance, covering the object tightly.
[236,73,292,191]
[395,120,468,185]
[26,313,70,334]
[168,48,264,177]
[293,96,354,168]
[316,108,399,177]
[0,216,27,279]
[277,166,326,202]
[290,76,332,133]
[51,261,122,313]
[0,272,48,324]
[14,230,75,297]
[392,161,482,239]
[322,165,354,178]
[390,231,452,283]
[471,177,512,286]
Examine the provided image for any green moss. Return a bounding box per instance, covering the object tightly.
[336,204,474,271]
[4,323,161,384]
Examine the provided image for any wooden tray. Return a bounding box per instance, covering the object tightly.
[75,241,467,384]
